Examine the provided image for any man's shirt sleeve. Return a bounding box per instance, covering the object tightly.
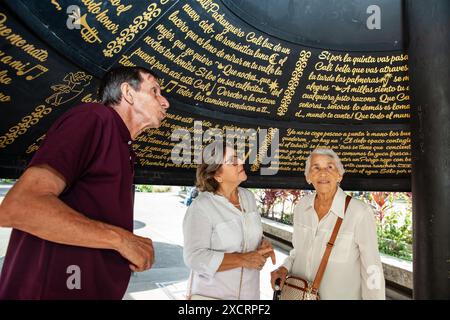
[29,109,104,188]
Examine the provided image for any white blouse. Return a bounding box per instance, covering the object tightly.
[183,187,263,300]
[281,188,386,299]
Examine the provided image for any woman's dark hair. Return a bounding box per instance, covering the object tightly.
[98,66,159,106]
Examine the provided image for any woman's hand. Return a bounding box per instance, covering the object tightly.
[270,266,288,290]
[257,238,276,265]
[241,247,274,270]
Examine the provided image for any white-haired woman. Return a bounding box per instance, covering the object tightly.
[183,141,275,300]
[270,148,385,299]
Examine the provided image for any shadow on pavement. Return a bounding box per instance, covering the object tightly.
[125,241,189,298]
[133,220,146,230]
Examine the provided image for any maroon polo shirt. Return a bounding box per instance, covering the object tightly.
[0,103,136,299]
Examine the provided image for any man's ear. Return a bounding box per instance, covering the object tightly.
[120,82,134,105]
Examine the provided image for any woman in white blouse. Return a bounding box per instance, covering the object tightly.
[270,148,385,299]
[183,141,275,300]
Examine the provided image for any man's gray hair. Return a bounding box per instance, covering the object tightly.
[304,148,345,178]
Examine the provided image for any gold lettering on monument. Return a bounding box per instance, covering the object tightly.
[119,0,290,116]
[295,51,410,121]
[108,0,132,16]
[0,69,11,85]
[80,0,120,34]
[81,93,100,103]
[0,12,48,62]
[50,0,62,11]
[0,91,11,102]
[0,49,49,81]
[25,134,46,154]
[277,129,411,175]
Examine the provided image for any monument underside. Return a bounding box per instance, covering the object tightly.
[0,0,411,191]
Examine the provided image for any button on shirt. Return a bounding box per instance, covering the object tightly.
[183,188,263,300]
[281,188,385,299]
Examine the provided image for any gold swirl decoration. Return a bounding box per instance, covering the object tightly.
[251,127,277,172]
[103,3,162,58]
[0,105,52,149]
[277,50,311,116]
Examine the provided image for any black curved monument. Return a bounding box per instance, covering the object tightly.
[0,0,448,299]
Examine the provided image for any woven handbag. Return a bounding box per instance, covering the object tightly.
[279,275,320,300]
[274,195,351,300]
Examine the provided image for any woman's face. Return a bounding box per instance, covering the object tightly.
[307,154,342,194]
[215,147,247,186]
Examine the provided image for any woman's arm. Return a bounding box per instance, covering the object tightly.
[355,204,386,300]
[217,247,274,272]
[280,204,302,272]
[270,204,302,289]
[183,206,224,277]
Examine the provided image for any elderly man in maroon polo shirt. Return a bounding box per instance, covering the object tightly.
[0,66,170,299]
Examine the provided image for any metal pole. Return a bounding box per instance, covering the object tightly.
[407,0,450,299]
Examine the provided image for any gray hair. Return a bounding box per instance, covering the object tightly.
[304,148,345,178]
[98,66,159,107]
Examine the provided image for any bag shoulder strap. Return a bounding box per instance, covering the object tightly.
[186,270,194,300]
[310,195,351,294]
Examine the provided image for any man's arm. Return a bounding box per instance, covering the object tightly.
[0,164,154,272]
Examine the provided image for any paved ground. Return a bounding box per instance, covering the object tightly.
[0,185,288,300]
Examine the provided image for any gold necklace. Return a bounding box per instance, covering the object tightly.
[217,190,240,207]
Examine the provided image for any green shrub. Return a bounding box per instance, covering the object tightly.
[135,185,153,193]
[0,179,15,184]
[280,213,293,225]
[153,186,172,193]
[377,209,412,261]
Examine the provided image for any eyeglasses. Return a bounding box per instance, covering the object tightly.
[223,156,243,166]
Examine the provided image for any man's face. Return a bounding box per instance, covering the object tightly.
[131,73,170,129]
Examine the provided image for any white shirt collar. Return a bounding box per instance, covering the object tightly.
[203,187,247,214]
[307,187,348,219]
